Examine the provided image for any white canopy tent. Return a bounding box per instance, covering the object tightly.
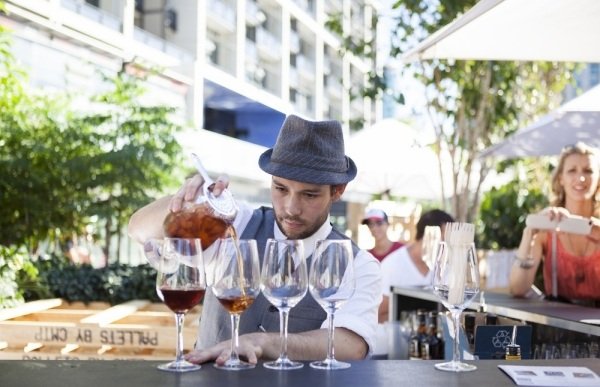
[480,84,600,158]
[345,119,451,202]
[402,0,600,63]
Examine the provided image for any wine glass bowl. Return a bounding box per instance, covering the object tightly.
[431,238,480,372]
[309,239,355,370]
[211,238,261,371]
[261,239,308,370]
[422,225,442,271]
[155,237,206,373]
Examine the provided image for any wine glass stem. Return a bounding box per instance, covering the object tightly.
[278,308,291,360]
[326,310,336,361]
[230,313,241,362]
[175,312,185,363]
[451,310,461,364]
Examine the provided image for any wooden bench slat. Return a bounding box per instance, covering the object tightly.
[0,299,63,321]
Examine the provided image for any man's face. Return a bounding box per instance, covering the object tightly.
[270,176,341,240]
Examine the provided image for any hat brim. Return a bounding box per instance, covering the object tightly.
[361,217,385,225]
[259,148,357,185]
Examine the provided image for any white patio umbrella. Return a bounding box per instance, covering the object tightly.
[402,0,600,63]
[480,84,600,158]
[345,119,449,201]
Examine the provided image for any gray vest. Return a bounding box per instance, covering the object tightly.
[197,207,359,349]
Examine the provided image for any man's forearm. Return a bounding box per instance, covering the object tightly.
[127,195,172,243]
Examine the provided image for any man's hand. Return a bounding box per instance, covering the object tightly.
[185,332,271,365]
[168,174,230,212]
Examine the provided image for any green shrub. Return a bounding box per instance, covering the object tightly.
[0,245,42,308]
[477,179,547,250]
[23,253,160,305]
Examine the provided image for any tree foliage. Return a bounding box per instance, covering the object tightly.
[391,0,576,221]
[0,29,183,259]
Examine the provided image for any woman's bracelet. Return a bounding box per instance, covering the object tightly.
[513,254,535,269]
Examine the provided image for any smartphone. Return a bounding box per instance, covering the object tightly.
[525,214,592,235]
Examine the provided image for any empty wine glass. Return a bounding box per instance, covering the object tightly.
[261,239,308,370]
[212,238,261,371]
[309,239,356,370]
[155,237,206,372]
[431,224,480,372]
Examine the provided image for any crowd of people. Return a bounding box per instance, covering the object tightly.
[129,115,600,366]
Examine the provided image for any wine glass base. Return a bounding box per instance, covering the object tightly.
[310,359,351,370]
[214,361,256,371]
[157,360,201,373]
[434,361,477,372]
[263,358,304,370]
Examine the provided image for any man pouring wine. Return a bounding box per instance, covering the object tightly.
[128,115,381,366]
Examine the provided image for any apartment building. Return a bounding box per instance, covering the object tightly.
[1,0,382,150]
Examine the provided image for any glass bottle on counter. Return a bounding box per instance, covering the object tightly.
[422,311,444,360]
[463,313,476,351]
[409,310,427,360]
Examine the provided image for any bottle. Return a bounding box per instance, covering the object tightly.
[163,155,238,249]
[505,325,521,360]
[505,344,522,360]
[463,313,476,350]
[485,313,498,326]
[409,310,427,360]
[422,311,443,360]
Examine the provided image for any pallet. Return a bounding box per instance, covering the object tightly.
[0,299,201,360]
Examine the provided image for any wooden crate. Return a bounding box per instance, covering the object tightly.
[0,298,201,360]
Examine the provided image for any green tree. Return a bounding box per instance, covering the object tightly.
[0,28,183,259]
[69,69,184,259]
[390,0,575,221]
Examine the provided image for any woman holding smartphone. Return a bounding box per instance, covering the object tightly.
[509,142,600,307]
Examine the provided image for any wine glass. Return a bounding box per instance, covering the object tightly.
[431,239,480,372]
[309,239,356,370]
[212,238,261,371]
[155,237,206,372]
[422,225,442,271]
[261,239,308,370]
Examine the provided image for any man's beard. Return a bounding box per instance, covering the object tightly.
[275,214,327,240]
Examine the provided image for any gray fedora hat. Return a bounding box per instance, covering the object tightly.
[258,115,357,185]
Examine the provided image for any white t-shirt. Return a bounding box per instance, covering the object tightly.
[380,246,432,296]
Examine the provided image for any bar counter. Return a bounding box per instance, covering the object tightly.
[390,287,600,337]
[1,359,599,387]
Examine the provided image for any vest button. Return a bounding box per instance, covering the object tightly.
[268,305,278,313]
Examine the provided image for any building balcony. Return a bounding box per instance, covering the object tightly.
[296,54,316,84]
[294,0,315,16]
[325,76,343,100]
[256,28,281,63]
[133,27,194,65]
[324,0,343,14]
[207,0,236,34]
[289,67,299,88]
[290,30,301,54]
[246,1,266,26]
[245,40,259,63]
[6,0,193,72]
[61,0,121,31]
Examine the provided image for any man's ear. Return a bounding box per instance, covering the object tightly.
[332,184,347,201]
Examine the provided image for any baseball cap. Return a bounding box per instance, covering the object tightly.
[361,209,389,225]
